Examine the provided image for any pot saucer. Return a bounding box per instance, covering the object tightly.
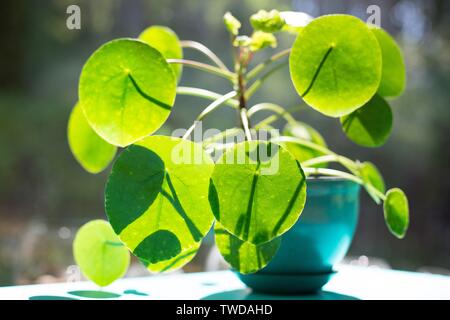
[237,271,337,294]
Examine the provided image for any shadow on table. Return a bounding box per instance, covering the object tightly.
[29,288,149,300]
[202,289,359,300]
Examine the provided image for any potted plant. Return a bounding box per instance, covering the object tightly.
[68,10,409,294]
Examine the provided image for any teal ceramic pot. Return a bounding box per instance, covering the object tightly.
[237,177,360,294]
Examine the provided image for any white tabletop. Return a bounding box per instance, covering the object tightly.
[0,265,449,300]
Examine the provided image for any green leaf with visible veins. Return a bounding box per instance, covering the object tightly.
[340,94,392,147]
[105,136,215,266]
[79,39,176,147]
[210,141,306,245]
[141,242,200,273]
[215,223,281,274]
[290,14,382,117]
[384,188,409,238]
[73,220,130,287]
[282,121,328,168]
[139,26,183,80]
[370,26,406,97]
[67,103,116,174]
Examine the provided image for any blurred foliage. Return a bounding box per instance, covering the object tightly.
[0,0,449,284]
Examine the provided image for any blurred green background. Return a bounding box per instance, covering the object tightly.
[0,0,449,285]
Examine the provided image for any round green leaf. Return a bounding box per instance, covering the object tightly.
[210,141,307,245]
[73,220,130,287]
[383,188,409,238]
[340,94,392,147]
[139,26,183,80]
[289,14,382,117]
[142,242,200,273]
[358,161,385,204]
[79,39,176,147]
[370,27,406,97]
[282,121,328,168]
[67,103,117,174]
[215,223,281,274]
[105,135,215,265]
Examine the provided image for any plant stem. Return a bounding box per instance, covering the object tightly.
[272,136,386,202]
[167,58,235,81]
[247,103,297,125]
[301,154,357,173]
[181,40,230,71]
[245,61,288,99]
[246,48,291,80]
[271,136,360,177]
[303,167,386,201]
[197,91,238,120]
[240,109,253,141]
[304,167,361,183]
[271,136,332,156]
[237,72,247,110]
[253,104,307,129]
[234,46,253,137]
[202,128,243,145]
[176,86,238,108]
[182,91,238,140]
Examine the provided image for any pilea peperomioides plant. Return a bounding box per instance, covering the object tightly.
[69,10,409,286]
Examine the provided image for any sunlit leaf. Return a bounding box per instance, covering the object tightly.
[370,26,406,97]
[290,14,382,117]
[340,94,392,147]
[73,220,130,287]
[67,103,116,174]
[215,223,281,274]
[282,121,328,168]
[383,188,409,238]
[139,25,183,80]
[105,136,214,266]
[210,141,307,245]
[358,161,385,204]
[141,242,200,273]
[79,39,176,147]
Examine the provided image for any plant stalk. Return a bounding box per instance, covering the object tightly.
[245,61,289,99]
[167,58,235,81]
[303,167,386,201]
[176,86,238,108]
[181,40,230,71]
[182,91,238,140]
[246,48,291,80]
